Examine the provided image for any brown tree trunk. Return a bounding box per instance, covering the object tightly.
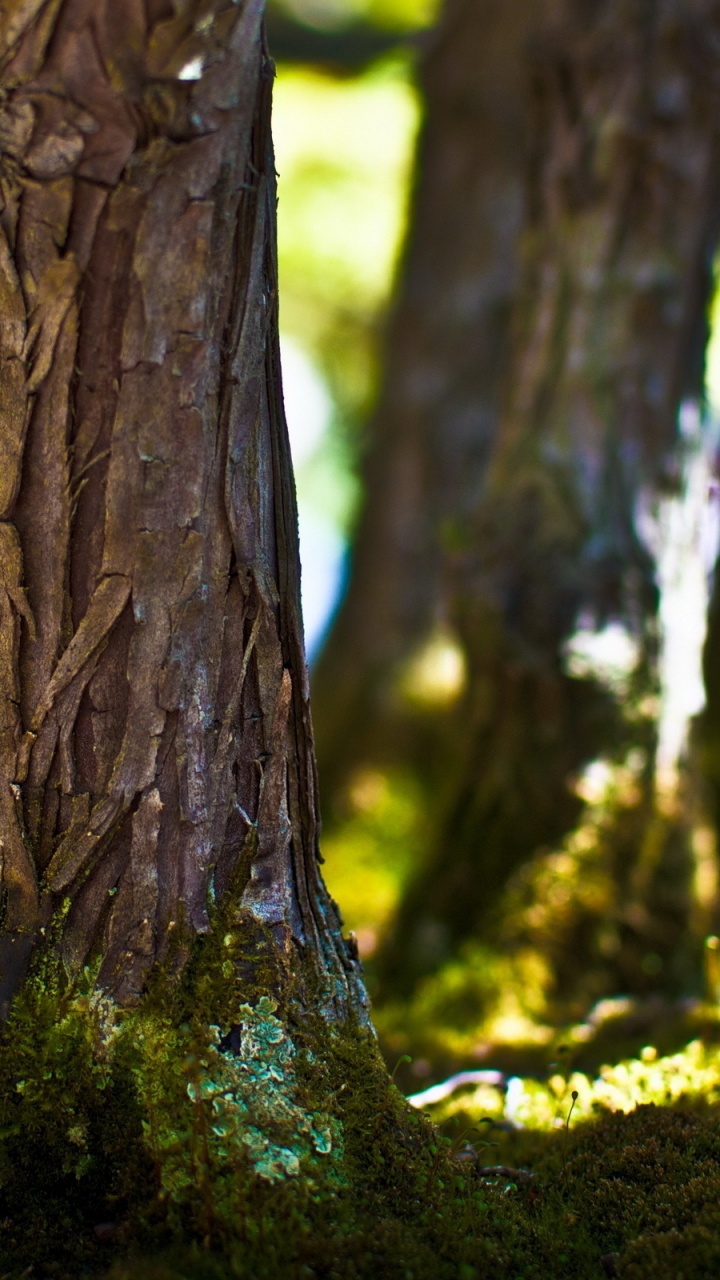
[376,0,720,996]
[0,0,364,1021]
[311,0,535,811]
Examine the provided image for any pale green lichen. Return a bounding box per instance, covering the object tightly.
[180,996,341,1183]
[121,992,342,1206]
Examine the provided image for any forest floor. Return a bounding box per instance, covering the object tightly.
[2,989,719,1279]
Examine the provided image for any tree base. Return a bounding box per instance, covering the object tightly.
[4,941,720,1279]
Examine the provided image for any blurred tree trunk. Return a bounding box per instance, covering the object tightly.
[0,0,364,1022]
[376,0,720,997]
[311,0,536,812]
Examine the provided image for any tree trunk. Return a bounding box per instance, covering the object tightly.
[0,0,364,1021]
[311,0,535,812]
[375,0,720,996]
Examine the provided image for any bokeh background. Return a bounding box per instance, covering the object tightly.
[268,0,720,1097]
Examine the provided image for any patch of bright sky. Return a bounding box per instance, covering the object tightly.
[281,337,346,656]
[281,337,331,467]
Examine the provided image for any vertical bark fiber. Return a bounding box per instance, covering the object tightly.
[0,0,363,1017]
[377,0,720,995]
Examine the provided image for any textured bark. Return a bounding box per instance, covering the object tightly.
[311,0,535,810]
[376,0,720,994]
[0,0,364,1018]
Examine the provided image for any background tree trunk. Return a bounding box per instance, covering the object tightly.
[311,0,535,813]
[0,0,364,1020]
[370,0,720,997]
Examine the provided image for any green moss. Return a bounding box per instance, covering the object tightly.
[0,971,151,1274]
[5,935,720,1278]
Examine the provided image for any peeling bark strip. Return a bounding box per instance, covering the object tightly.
[0,0,363,1015]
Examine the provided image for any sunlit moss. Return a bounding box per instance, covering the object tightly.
[415,1033,720,1143]
[376,943,556,1064]
[6,957,720,1276]
[321,767,423,952]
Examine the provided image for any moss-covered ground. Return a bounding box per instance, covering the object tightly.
[1,938,720,1280]
[0,750,710,1277]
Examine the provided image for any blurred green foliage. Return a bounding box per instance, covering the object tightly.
[271,43,423,654]
[322,767,423,947]
[272,0,441,33]
[273,56,418,508]
[321,746,715,1079]
[271,0,720,1110]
